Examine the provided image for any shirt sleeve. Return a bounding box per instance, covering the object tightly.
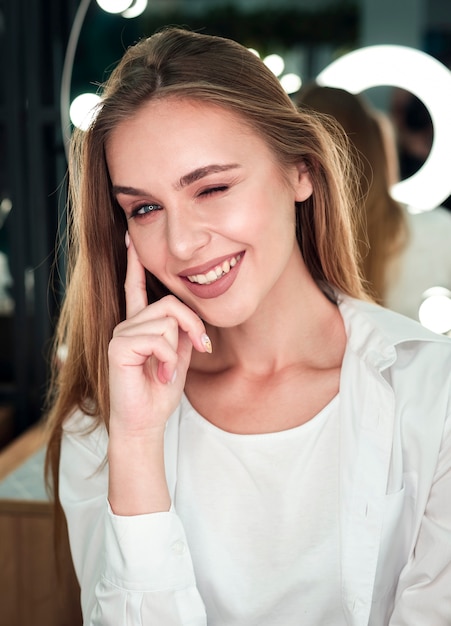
[59,412,207,625]
[389,412,451,624]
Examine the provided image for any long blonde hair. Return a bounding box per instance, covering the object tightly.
[45,27,367,510]
[297,83,407,304]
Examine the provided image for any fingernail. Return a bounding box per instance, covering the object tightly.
[125,231,130,248]
[201,333,212,354]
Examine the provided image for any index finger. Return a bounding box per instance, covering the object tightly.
[124,232,148,319]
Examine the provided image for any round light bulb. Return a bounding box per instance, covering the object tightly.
[280,73,302,94]
[69,93,102,131]
[122,0,147,18]
[96,0,133,14]
[264,54,285,77]
[418,287,451,334]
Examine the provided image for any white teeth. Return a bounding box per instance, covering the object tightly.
[187,254,241,285]
[205,270,217,282]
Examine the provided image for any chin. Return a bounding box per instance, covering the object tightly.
[197,301,258,329]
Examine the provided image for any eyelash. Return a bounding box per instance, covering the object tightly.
[198,185,229,197]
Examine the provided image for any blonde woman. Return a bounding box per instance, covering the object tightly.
[297,83,451,321]
[46,28,451,626]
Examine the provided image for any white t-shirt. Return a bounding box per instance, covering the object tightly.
[174,393,346,625]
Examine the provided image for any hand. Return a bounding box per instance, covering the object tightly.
[108,233,211,436]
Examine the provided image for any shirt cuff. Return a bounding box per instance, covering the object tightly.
[104,501,197,592]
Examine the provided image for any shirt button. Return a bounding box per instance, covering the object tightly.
[171,540,186,555]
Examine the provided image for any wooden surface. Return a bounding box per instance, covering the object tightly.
[0,420,47,482]
[0,425,83,626]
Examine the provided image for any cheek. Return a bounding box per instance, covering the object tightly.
[246,186,296,233]
[129,230,165,275]
[225,188,273,231]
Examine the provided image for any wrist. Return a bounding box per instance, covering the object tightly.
[108,413,167,441]
[108,427,170,515]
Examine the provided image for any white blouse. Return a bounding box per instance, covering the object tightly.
[59,296,451,626]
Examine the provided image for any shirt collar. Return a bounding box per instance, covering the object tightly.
[337,293,450,371]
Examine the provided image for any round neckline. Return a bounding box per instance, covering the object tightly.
[180,392,339,441]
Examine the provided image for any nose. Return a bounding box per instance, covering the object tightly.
[166,205,211,260]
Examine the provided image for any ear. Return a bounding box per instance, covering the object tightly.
[293,160,313,202]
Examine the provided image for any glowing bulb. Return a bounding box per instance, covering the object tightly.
[280,73,302,94]
[0,198,12,216]
[248,48,261,58]
[69,93,102,131]
[264,54,285,77]
[122,0,147,18]
[96,0,133,14]
[418,287,451,334]
[317,45,451,211]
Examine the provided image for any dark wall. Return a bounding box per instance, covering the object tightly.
[0,0,78,436]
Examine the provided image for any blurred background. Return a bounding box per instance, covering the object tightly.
[0,0,450,444]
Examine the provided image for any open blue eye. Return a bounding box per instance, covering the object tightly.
[133,203,162,217]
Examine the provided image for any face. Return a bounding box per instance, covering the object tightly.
[106,98,313,327]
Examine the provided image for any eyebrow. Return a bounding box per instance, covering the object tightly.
[112,163,241,198]
[175,163,241,190]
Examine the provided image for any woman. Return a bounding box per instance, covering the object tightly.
[45,27,451,625]
[297,83,451,320]
[297,83,406,306]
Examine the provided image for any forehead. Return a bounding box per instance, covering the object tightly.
[105,97,275,179]
[109,97,255,144]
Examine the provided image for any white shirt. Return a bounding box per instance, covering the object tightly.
[59,295,451,626]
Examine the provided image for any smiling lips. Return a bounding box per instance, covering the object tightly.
[186,254,242,285]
